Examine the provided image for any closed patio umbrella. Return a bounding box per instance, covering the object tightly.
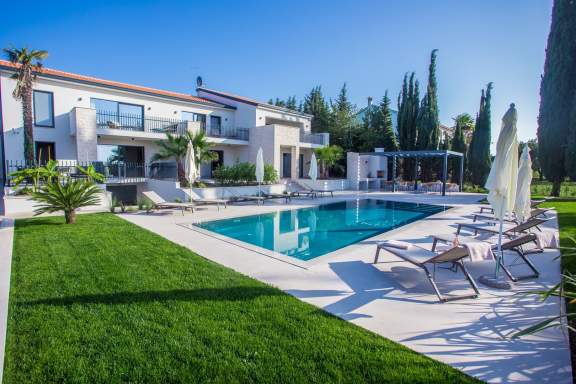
[309,152,318,182]
[256,147,264,196]
[185,141,196,198]
[514,144,532,224]
[482,103,519,288]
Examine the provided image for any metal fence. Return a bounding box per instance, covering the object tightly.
[4,160,178,186]
[96,111,187,134]
[206,126,249,141]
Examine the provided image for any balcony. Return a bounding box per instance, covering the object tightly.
[300,131,329,146]
[204,125,249,141]
[96,111,187,135]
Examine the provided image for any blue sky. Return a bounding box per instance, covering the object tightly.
[1,0,552,147]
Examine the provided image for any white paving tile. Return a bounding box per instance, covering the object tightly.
[120,192,571,383]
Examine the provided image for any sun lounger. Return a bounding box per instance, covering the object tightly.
[456,217,547,238]
[187,190,228,210]
[286,182,317,198]
[257,191,291,203]
[473,207,553,224]
[142,191,195,215]
[296,182,334,198]
[431,233,541,281]
[226,189,266,205]
[478,199,549,214]
[375,241,480,303]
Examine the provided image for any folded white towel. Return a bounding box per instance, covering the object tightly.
[463,241,494,262]
[534,230,558,249]
[380,240,412,250]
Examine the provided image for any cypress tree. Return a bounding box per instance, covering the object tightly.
[397,73,419,151]
[450,113,470,180]
[468,83,493,186]
[538,0,576,195]
[416,49,440,150]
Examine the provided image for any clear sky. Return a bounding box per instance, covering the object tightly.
[0,0,552,148]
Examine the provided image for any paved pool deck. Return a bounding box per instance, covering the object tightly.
[118,191,570,383]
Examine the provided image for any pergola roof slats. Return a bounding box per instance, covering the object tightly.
[357,150,463,158]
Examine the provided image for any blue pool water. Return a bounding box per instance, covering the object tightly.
[194,199,449,261]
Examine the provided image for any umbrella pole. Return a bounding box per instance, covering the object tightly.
[495,218,504,277]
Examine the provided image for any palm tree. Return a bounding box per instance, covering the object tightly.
[186,130,218,176]
[4,47,49,162]
[32,180,102,224]
[314,145,344,179]
[152,133,189,186]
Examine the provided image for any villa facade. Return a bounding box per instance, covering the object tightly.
[0,60,328,200]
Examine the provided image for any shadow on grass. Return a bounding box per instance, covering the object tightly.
[19,286,283,306]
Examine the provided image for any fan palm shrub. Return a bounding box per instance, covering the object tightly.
[32,180,102,224]
[314,145,344,178]
[152,133,189,186]
[4,47,48,161]
[186,130,218,177]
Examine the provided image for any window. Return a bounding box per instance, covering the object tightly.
[35,142,55,163]
[33,90,54,127]
[182,111,207,131]
[91,98,144,129]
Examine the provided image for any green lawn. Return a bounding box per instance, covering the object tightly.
[5,213,478,383]
[542,200,576,282]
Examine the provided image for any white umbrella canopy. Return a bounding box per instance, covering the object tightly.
[514,144,533,223]
[483,103,519,284]
[256,147,264,196]
[485,103,519,220]
[256,147,264,183]
[309,152,318,182]
[184,142,196,185]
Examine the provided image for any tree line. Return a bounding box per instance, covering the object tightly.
[269,50,495,185]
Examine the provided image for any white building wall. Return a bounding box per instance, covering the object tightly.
[1,71,234,163]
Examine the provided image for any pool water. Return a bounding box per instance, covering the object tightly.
[194,199,449,261]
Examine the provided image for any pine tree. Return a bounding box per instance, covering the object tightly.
[329,83,356,150]
[286,96,298,110]
[468,83,493,186]
[538,0,576,195]
[379,91,398,151]
[267,98,274,105]
[416,49,440,150]
[302,86,330,134]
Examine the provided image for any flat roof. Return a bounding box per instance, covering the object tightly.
[358,150,463,157]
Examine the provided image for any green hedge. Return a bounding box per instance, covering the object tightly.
[213,162,278,185]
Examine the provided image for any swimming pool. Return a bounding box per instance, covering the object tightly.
[194,199,449,261]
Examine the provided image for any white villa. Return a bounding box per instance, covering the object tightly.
[0,60,328,202]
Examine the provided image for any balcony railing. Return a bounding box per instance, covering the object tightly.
[300,131,327,145]
[205,125,249,141]
[4,160,179,186]
[96,111,187,134]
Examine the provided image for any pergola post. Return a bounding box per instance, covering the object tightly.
[392,155,397,192]
[441,153,448,196]
[459,154,464,192]
[414,156,419,191]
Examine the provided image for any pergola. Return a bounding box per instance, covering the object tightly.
[357,150,464,196]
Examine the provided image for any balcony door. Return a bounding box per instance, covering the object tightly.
[91,98,144,130]
[210,116,222,137]
[282,153,291,179]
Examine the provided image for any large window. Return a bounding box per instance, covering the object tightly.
[182,111,207,131]
[33,90,54,127]
[91,98,144,129]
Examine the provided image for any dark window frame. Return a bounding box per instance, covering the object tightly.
[91,98,145,128]
[33,90,55,128]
